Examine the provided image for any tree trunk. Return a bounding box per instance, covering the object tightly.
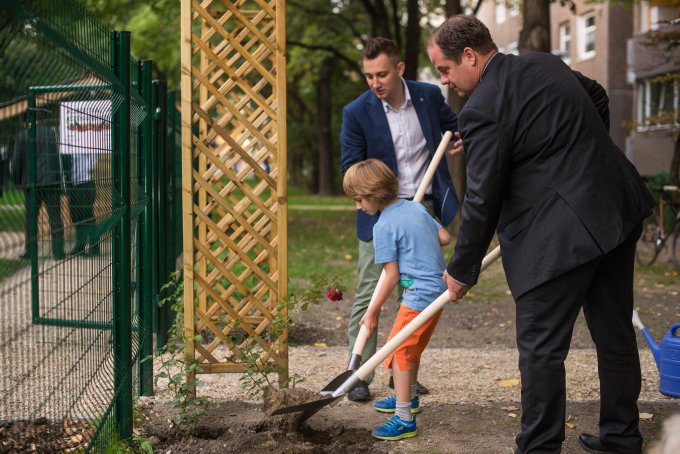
[362,0,392,38]
[316,58,335,196]
[403,0,420,80]
[445,0,462,16]
[519,0,551,54]
[668,135,680,212]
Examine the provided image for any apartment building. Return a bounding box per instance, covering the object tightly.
[626,2,680,177]
[476,0,633,159]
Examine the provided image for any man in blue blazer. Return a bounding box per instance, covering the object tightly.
[429,16,653,454]
[340,37,459,402]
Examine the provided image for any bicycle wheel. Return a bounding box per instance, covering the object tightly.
[636,214,661,266]
[672,222,680,272]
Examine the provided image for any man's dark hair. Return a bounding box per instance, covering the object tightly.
[429,15,498,64]
[362,37,401,65]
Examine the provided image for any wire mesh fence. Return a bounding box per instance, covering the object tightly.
[0,1,180,451]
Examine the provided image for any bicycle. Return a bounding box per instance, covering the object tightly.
[636,184,680,271]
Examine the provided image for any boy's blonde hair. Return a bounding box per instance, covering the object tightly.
[343,159,398,208]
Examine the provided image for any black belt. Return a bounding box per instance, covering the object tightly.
[405,194,433,201]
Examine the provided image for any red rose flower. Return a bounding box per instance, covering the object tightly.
[327,287,343,301]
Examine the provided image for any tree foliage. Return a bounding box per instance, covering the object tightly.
[80,0,180,88]
[83,1,462,194]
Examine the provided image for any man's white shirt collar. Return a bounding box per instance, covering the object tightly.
[382,78,412,112]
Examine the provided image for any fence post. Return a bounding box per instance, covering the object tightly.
[153,80,170,349]
[27,91,39,323]
[111,29,132,440]
[170,91,182,274]
[138,59,154,396]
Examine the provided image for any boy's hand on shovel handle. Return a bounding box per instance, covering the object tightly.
[443,269,470,302]
[359,309,379,337]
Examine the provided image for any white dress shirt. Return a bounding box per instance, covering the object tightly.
[382,79,431,199]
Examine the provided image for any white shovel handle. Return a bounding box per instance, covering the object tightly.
[335,244,503,396]
[352,131,453,357]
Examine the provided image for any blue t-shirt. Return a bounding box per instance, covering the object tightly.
[373,199,447,311]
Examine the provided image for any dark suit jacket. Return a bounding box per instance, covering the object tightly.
[447,53,654,298]
[10,123,62,188]
[340,80,459,241]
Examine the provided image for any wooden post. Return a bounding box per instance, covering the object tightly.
[180,0,196,397]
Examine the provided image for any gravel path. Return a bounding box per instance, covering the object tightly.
[155,345,668,404]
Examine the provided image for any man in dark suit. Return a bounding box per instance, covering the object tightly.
[11,116,66,260]
[428,15,654,454]
[340,37,460,401]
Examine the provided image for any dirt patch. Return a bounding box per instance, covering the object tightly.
[136,261,680,453]
[143,399,680,453]
[290,259,680,351]
[0,418,92,453]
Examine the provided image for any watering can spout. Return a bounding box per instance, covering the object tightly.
[632,310,661,368]
[641,328,661,368]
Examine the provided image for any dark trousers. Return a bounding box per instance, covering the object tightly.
[514,225,643,454]
[23,187,64,257]
[68,181,98,253]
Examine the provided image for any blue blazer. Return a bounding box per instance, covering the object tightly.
[340,80,459,241]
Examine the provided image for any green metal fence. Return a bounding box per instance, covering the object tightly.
[0,1,181,450]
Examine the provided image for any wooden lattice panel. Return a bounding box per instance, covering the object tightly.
[180,0,287,380]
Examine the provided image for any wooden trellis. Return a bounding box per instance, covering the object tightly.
[180,0,287,385]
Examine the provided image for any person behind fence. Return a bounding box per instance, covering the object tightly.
[343,159,451,441]
[10,114,65,260]
[427,15,655,454]
[340,36,461,402]
[67,151,99,257]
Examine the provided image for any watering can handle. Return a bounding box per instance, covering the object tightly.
[671,323,680,337]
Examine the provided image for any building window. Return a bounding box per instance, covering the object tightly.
[509,0,519,17]
[495,0,506,24]
[559,21,571,64]
[637,76,680,128]
[578,12,596,60]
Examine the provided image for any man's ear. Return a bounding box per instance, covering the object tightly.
[397,61,405,76]
[462,47,477,66]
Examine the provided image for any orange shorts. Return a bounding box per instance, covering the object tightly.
[384,305,443,371]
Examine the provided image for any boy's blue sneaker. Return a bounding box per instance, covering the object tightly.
[371,415,417,440]
[373,395,421,414]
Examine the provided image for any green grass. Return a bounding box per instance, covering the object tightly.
[0,258,29,281]
[288,210,356,295]
[0,207,25,231]
[0,189,24,205]
[288,187,354,207]
[635,261,679,286]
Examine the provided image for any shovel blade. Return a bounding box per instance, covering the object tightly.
[320,369,355,395]
[270,395,341,417]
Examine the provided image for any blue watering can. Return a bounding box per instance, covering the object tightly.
[632,310,680,398]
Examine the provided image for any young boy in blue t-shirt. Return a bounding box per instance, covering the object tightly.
[343,158,451,440]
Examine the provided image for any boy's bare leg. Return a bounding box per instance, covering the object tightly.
[392,357,418,422]
[411,359,420,394]
[392,358,411,404]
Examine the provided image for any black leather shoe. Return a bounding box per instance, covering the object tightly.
[347,380,371,402]
[388,376,430,395]
[578,433,617,453]
[415,381,430,395]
